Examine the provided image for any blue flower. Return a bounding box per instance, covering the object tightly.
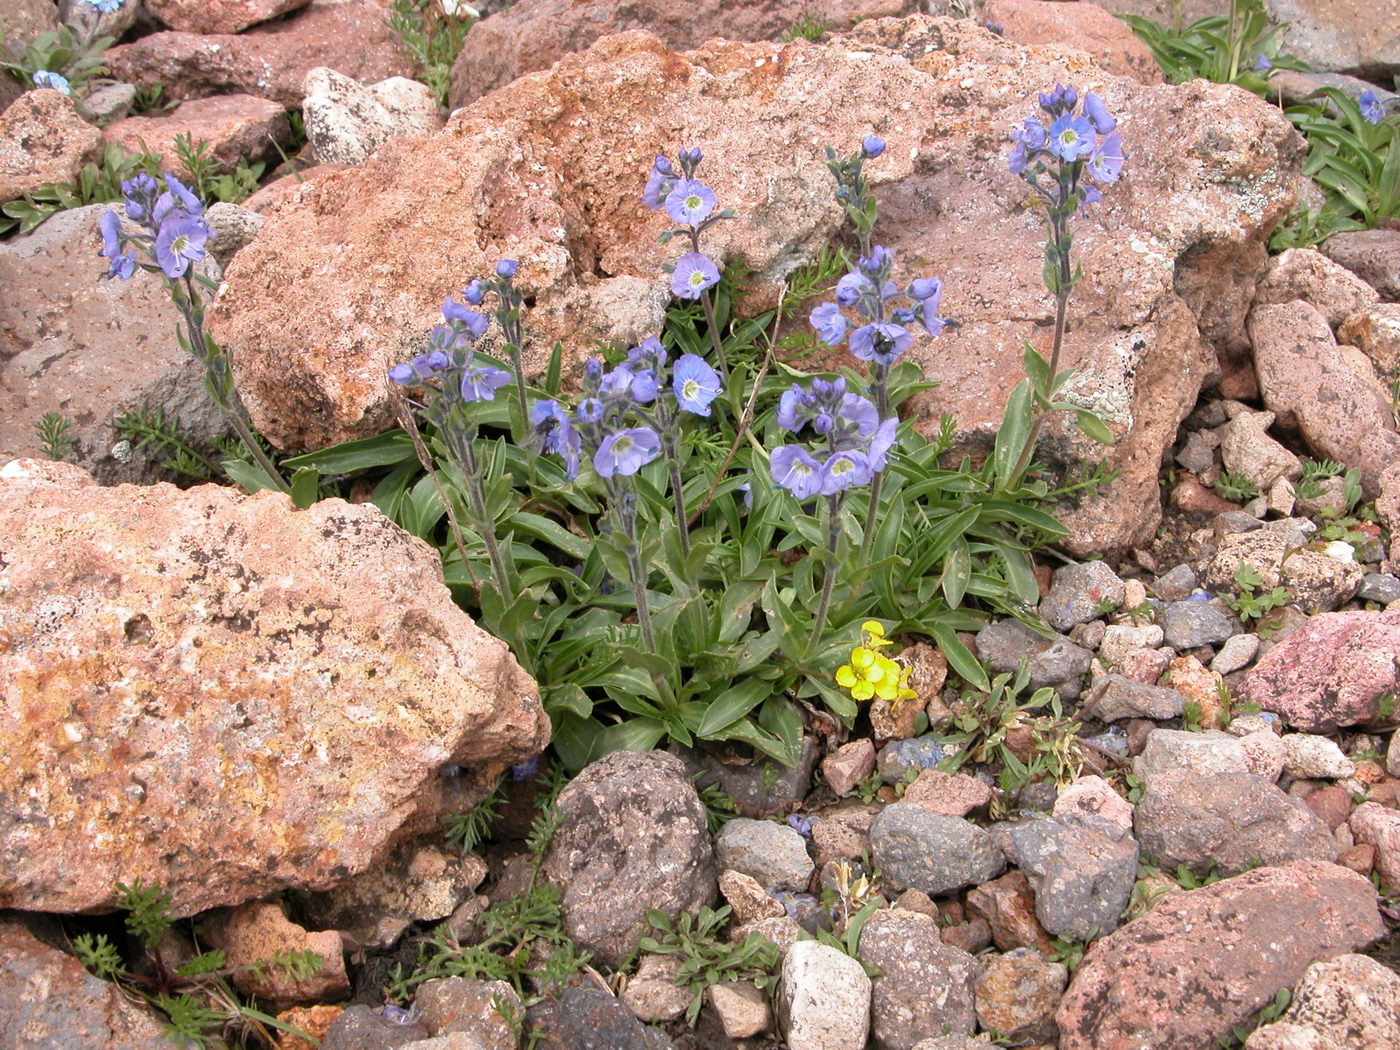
[908,276,946,336]
[1253,53,1272,72]
[837,393,879,438]
[861,135,885,159]
[857,246,894,280]
[810,302,848,345]
[441,297,489,337]
[463,279,487,304]
[154,214,210,278]
[664,179,717,226]
[81,0,125,10]
[1048,114,1096,162]
[1088,133,1124,183]
[460,364,512,402]
[496,258,518,278]
[1039,83,1077,115]
[161,173,204,217]
[595,428,661,477]
[848,323,912,365]
[627,335,666,370]
[643,162,676,210]
[673,354,722,416]
[388,350,449,385]
[671,252,720,299]
[1082,93,1117,135]
[629,368,660,404]
[770,445,824,500]
[577,397,604,423]
[99,210,137,281]
[787,813,814,836]
[822,450,873,494]
[834,272,872,308]
[531,399,581,478]
[600,367,635,400]
[31,70,70,94]
[1360,90,1384,126]
[867,416,898,472]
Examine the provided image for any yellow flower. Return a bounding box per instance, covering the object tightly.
[835,621,918,708]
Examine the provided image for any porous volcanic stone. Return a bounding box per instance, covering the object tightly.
[540,750,717,968]
[1244,952,1400,1050]
[0,459,547,915]
[145,0,312,35]
[869,802,1005,895]
[857,910,977,1050]
[1055,861,1385,1050]
[0,89,102,206]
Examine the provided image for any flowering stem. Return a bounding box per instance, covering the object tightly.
[700,290,729,381]
[395,395,478,591]
[806,493,843,658]
[505,342,531,443]
[667,458,692,560]
[610,481,657,653]
[858,470,885,566]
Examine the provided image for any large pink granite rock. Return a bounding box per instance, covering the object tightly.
[0,458,549,916]
[1055,861,1384,1050]
[1235,610,1400,732]
[210,18,1301,553]
[448,0,920,108]
[0,89,102,206]
[988,0,1162,83]
[145,0,313,35]
[105,0,416,109]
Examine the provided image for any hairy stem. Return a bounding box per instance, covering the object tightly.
[806,493,843,657]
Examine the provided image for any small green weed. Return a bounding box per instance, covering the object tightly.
[171,133,266,205]
[1224,563,1289,623]
[0,141,162,235]
[1212,472,1260,503]
[1120,0,1303,95]
[2,23,114,97]
[1221,987,1291,1048]
[639,905,781,1024]
[385,0,475,107]
[781,15,828,43]
[694,776,741,835]
[34,411,77,461]
[442,778,503,853]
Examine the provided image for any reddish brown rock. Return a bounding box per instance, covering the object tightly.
[448,0,920,109]
[0,459,548,916]
[0,915,169,1047]
[145,0,312,35]
[103,94,292,176]
[1055,861,1385,1050]
[204,900,350,1004]
[105,0,416,109]
[987,0,1162,83]
[1339,303,1400,379]
[1253,247,1379,328]
[1322,228,1400,301]
[0,204,228,483]
[0,89,102,206]
[1244,953,1400,1050]
[1235,610,1400,732]
[965,869,1055,954]
[212,19,1298,560]
[1,0,59,50]
[1250,300,1400,496]
[902,768,994,817]
[822,738,876,797]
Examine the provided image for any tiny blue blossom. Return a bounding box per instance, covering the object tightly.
[1088,133,1124,183]
[1048,114,1096,161]
[770,444,824,500]
[595,427,661,477]
[673,354,721,416]
[154,214,210,278]
[861,135,885,159]
[671,252,720,299]
[664,178,717,227]
[822,450,873,494]
[834,271,872,308]
[459,364,512,402]
[1360,90,1384,125]
[1082,92,1117,134]
[31,70,70,94]
[810,301,848,345]
[848,322,912,365]
[495,258,518,278]
[463,279,487,304]
[81,0,125,11]
[1253,53,1272,72]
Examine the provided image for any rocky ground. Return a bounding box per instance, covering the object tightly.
[3,1,1400,1049]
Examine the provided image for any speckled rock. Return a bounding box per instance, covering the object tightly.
[0,459,546,916]
[1134,770,1338,876]
[527,987,673,1050]
[822,739,876,797]
[1160,600,1237,650]
[1349,802,1400,889]
[1323,229,1400,301]
[707,980,770,1039]
[1250,300,1400,497]
[0,89,102,206]
[1055,861,1385,1050]
[540,750,716,967]
[900,769,994,817]
[204,900,350,1005]
[715,818,814,892]
[857,910,977,1050]
[321,1004,429,1048]
[1279,734,1355,780]
[1244,953,1400,1050]
[975,617,1093,696]
[145,0,312,35]
[1211,632,1259,675]
[1133,729,1250,785]
[0,915,170,1048]
[991,815,1138,940]
[303,68,444,167]
[1218,409,1302,491]
[1253,248,1379,327]
[869,803,1006,896]
[974,947,1068,1046]
[777,940,872,1050]
[1039,560,1125,632]
[103,93,292,176]
[986,0,1163,83]
[1053,775,1135,836]
[1338,303,1400,380]
[622,954,691,1024]
[965,870,1056,954]
[1236,610,1400,731]
[415,977,522,1049]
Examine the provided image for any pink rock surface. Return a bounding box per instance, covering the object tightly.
[211,19,1300,555]
[205,900,350,1004]
[0,204,228,483]
[145,0,312,35]
[448,0,919,108]
[1235,610,1400,732]
[0,459,548,916]
[1349,802,1400,890]
[1055,861,1384,1050]
[987,0,1163,83]
[0,89,102,206]
[105,0,416,109]
[103,93,292,176]
[902,768,994,817]
[1250,299,1400,496]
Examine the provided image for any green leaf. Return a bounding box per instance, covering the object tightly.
[282,429,415,473]
[992,379,1033,490]
[1074,408,1115,445]
[1022,343,1051,394]
[929,622,989,691]
[942,537,972,608]
[696,677,773,736]
[223,458,282,494]
[290,466,320,509]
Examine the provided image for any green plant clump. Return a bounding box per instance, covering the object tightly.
[1,141,161,236]
[385,0,475,107]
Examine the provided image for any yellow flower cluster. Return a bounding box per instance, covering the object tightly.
[835,621,917,706]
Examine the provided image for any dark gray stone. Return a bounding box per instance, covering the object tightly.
[1083,674,1187,722]
[1160,600,1238,650]
[975,618,1093,698]
[990,816,1137,941]
[540,750,716,968]
[1151,563,1198,601]
[858,910,977,1050]
[322,1004,430,1050]
[527,987,673,1050]
[1039,560,1125,633]
[673,734,818,817]
[869,802,1005,896]
[1134,769,1338,876]
[1359,573,1400,604]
